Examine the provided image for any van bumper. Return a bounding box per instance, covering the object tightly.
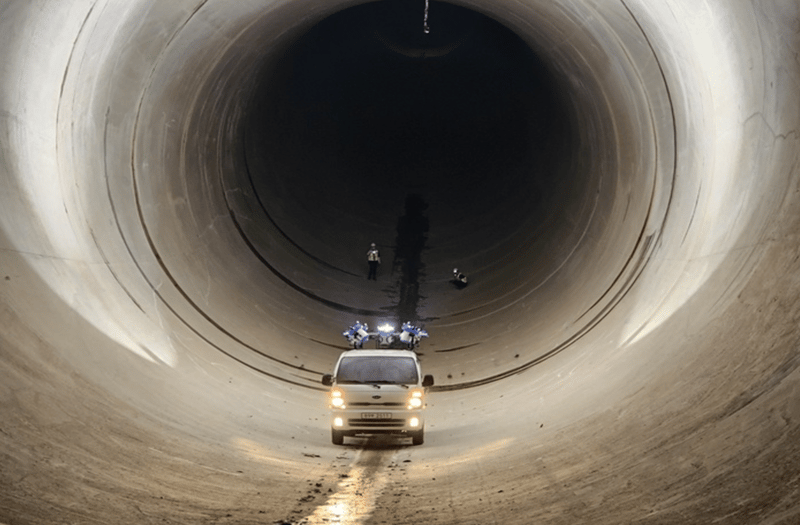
[330,409,424,434]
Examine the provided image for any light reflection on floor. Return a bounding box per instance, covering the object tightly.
[302,446,398,525]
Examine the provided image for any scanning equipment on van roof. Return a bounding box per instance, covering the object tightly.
[342,321,428,349]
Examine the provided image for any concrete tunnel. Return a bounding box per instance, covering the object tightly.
[1,0,799,523]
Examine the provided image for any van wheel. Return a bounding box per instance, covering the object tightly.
[410,429,424,446]
[332,429,345,445]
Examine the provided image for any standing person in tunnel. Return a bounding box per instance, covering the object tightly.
[366,242,381,280]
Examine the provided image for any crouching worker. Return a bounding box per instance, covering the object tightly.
[452,268,468,288]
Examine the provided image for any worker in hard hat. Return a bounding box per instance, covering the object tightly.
[367,243,381,280]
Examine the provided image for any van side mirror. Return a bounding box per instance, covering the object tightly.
[422,374,434,387]
[321,374,333,386]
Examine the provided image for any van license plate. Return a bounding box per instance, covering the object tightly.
[362,413,391,419]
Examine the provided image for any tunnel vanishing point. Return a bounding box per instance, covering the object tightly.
[1,0,800,523]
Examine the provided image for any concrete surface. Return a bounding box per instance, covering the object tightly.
[1,0,799,523]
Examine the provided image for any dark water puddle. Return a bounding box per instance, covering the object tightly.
[387,193,429,323]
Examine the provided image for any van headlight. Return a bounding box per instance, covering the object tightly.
[407,389,423,409]
[330,389,346,408]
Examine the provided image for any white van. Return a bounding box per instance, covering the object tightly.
[321,349,434,445]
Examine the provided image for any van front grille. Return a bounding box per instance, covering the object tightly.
[349,419,405,427]
[350,402,404,407]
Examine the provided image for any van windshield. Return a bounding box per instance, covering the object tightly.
[337,356,418,385]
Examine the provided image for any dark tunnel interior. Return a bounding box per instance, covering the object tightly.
[1,0,799,523]
[244,0,573,297]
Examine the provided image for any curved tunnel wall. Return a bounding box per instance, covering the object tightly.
[1,0,799,523]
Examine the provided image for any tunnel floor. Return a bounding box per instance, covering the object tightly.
[5,230,800,524]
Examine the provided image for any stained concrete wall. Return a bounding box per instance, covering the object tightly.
[1,0,799,523]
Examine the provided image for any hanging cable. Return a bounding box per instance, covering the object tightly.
[423,0,430,33]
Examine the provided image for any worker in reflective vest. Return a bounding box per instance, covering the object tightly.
[367,243,381,280]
